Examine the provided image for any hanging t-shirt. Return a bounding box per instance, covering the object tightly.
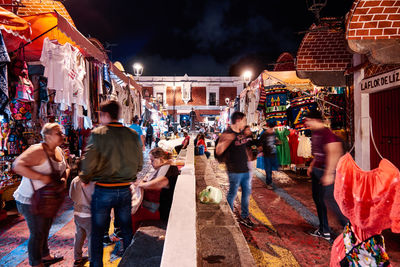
[311,127,341,169]
[223,127,249,173]
[40,38,66,93]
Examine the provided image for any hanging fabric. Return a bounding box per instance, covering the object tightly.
[0,30,10,116]
[330,153,400,266]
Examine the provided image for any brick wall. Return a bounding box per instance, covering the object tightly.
[190,87,207,106]
[364,63,400,78]
[219,87,237,104]
[297,18,353,72]
[274,52,295,71]
[166,87,185,106]
[17,0,75,26]
[347,0,400,40]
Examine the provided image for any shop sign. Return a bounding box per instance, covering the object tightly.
[361,68,400,92]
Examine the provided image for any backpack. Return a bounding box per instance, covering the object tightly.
[213,137,227,163]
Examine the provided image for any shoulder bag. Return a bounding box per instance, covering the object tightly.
[29,144,66,218]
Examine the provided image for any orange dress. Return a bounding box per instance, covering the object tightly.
[330,153,400,266]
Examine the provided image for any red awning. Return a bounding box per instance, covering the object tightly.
[0,7,31,51]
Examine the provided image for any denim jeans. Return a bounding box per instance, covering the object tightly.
[311,167,348,233]
[227,172,251,218]
[263,155,278,185]
[16,201,53,266]
[90,186,133,267]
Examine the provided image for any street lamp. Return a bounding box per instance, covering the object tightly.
[242,70,253,86]
[133,63,143,78]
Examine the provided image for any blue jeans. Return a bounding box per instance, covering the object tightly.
[90,186,133,267]
[263,155,278,185]
[227,172,251,218]
[16,201,53,266]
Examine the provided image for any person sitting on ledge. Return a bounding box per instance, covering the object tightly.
[131,148,180,233]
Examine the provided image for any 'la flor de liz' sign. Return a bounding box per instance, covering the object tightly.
[361,68,400,92]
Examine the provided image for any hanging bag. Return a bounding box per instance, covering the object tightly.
[29,144,66,218]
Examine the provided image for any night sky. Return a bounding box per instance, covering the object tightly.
[65,0,353,77]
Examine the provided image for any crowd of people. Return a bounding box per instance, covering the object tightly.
[11,101,180,267]
[8,104,397,267]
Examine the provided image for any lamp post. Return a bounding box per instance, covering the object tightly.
[242,70,253,87]
[133,63,143,78]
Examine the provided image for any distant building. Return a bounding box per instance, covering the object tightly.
[137,74,244,124]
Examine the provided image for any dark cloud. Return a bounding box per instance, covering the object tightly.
[65,0,353,76]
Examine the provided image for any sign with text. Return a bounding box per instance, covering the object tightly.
[361,68,400,92]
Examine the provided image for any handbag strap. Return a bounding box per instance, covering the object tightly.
[42,143,58,179]
[29,177,36,192]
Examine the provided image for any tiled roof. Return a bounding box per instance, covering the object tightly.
[347,0,400,40]
[17,0,75,26]
[297,18,353,72]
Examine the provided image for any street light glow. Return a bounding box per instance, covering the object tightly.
[133,63,143,77]
[242,70,252,85]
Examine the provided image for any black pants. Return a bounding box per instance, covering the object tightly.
[146,135,153,148]
[175,144,183,154]
[311,167,348,233]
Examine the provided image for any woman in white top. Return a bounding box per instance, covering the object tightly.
[13,123,69,267]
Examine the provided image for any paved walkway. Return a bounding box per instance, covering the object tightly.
[0,149,153,267]
[208,157,400,266]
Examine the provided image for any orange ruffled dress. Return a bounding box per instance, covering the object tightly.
[330,153,400,266]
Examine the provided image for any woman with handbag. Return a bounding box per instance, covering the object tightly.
[12,123,69,267]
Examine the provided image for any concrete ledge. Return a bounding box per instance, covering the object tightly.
[161,141,197,267]
[196,156,256,266]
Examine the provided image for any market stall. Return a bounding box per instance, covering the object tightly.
[0,11,142,221]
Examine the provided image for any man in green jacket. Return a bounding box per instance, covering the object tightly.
[80,100,143,267]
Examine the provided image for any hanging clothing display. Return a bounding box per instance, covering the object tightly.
[288,129,304,164]
[275,128,290,165]
[289,96,317,131]
[40,38,66,93]
[297,133,312,158]
[330,153,400,266]
[264,85,289,126]
[0,30,10,115]
[328,94,345,130]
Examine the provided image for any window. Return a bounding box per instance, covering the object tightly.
[209,92,216,106]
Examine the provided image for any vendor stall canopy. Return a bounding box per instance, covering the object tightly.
[261,70,314,91]
[0,7,31,51]
[20,12,107,62]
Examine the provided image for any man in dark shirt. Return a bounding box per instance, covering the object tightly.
[305,109,347,241]
[216,111,253,228]
[258,122,278,189]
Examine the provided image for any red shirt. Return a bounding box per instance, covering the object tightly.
[197,139,207,151]
[311,127,341,169]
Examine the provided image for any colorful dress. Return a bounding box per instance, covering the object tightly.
[330,153,400,266]
[275,128,291,165]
